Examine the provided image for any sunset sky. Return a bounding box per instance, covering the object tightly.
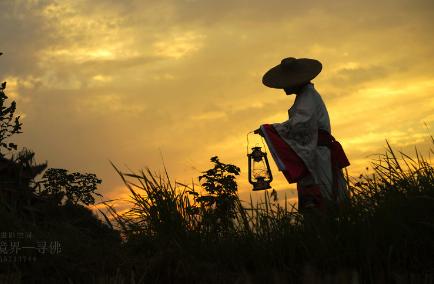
[1,0,433,214]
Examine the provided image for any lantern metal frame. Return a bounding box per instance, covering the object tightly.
[247,133,273,191]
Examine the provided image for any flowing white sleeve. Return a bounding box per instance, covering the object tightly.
[272,93,318,146]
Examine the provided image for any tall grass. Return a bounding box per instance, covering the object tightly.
[100,140,433,283]
[1,140,432,283]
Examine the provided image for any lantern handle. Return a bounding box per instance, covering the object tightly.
[246,131,254,156]
[246,129,269,156]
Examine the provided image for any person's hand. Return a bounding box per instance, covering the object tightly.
[254,128,264,136]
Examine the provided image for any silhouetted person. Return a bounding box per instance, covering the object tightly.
[255,57,350,213]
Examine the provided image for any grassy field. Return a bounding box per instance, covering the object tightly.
[0,141,433,283]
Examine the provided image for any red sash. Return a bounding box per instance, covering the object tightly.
[317,129,350,169]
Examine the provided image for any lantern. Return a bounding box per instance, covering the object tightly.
[247,146,273,191]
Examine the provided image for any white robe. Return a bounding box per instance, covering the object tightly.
[270,83,349,203]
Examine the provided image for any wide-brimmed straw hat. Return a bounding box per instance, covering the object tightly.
[262,57,322,89]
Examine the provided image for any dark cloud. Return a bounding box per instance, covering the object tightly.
[0,1,53,75]
[330,65,389,89]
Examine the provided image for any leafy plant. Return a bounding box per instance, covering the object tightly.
[36,168,103,206]
[0,53,42,185]
[195,156,241,234]
[0,62,23,157]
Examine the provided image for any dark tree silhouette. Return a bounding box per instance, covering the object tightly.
[0,57,23,157]
[36,168,102,206]
[0,52,102,209]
